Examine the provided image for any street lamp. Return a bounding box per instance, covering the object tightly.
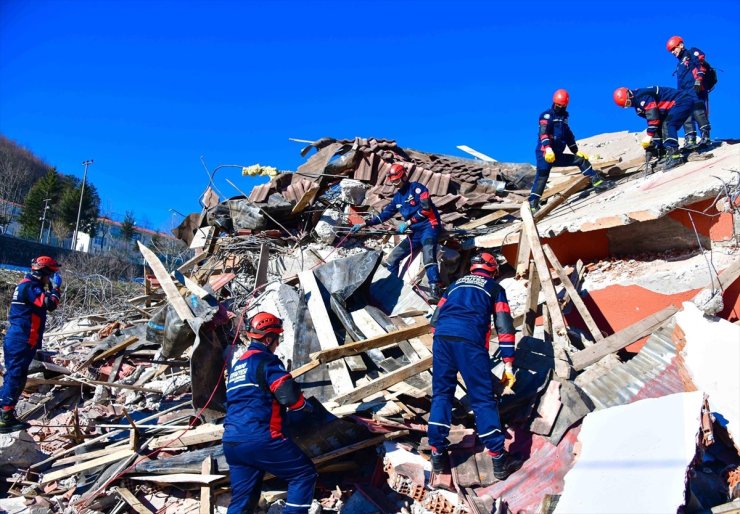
[71,159,94,251]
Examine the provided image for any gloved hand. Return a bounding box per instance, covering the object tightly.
[693,79,703,93]
[640,135,654,149]
[350,223,364,234]
[544,147,556,163]
[576,150,589,161]
[398,222,409,233]
[51,272,63,290]
[500,363,516,389]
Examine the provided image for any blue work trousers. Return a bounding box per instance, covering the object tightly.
[224,437,317,514]
[529,153,596,204]
[428,336,505,454]
[0,337,37,409]
[386,223,440,284]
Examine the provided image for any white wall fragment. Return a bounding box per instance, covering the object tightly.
[555,391,704,514]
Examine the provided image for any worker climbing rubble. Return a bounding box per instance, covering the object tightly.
[222,312,317,514]
[427,252,522,481]
[528,89,608,213]
[0,256,62,433]
[351,162,443,303]
[666,35,714,150]
[613,85,695,171]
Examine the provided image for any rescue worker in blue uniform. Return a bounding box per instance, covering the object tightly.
[351,163,443,302]
[427,252,522,481]
[223,312,317,514]
[666,35,712,149]
[613,85,694,171]
[0,256,62,433]
[528,89,608,213]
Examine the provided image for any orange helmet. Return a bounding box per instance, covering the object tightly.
[470,252,499,276]
[666,35,683,52]
[613,87,631,107]
[31,255,61,273]
[552,89,570,107]
[246,312,284,340]
[387,163,407,183]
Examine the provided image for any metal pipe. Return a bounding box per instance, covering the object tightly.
[72,159,94,250]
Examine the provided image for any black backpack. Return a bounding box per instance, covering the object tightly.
[703,60,718,92]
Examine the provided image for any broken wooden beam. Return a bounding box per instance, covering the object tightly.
[138,241,195,323]
[330,356,432,405]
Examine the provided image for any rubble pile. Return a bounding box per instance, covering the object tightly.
[1,133,739,514]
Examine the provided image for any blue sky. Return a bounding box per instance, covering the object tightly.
[2,0,739,231]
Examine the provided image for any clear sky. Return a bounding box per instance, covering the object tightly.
[2,0,739,232]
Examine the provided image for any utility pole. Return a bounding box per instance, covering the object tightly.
[72,159,94,251]
[39,198,51,243]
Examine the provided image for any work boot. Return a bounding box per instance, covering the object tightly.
[661,148,684,171]
[682,133,697,151]
[431,449,450,474]
[697,129,712,150]
[428,283,442,304]
[0,409,30,433]
[528,200,539,214]
[492,451,523,481]
[589,175,611,192]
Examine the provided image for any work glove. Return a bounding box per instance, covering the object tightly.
[576,150,589,161]
[544,147,556,163]
[51,272,63,290]
[398,222,409,233]
[500,363,516,390]
[640,135,654,149]
[693,79,703,93]
[350,223,364,234]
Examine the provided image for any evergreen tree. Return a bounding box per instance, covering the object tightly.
[57,179,101,238]
[18,168,60,239]
[120,211,136,246]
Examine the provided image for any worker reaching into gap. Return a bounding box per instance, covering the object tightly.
[427,252,522,480]
[351,163,443,303]
[666,35,713,150]
[613,85,694,171]
[223,312,317,514]
[0,256,62,433]
[528,89,609,214]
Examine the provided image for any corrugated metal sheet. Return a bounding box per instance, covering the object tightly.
[578,318,695,410]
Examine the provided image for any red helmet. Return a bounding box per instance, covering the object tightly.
[552,89,570,107]
[246,312,284,340]
[31,256,61,273]
[613,87,631,107]
[470,252,499,276]
[387,163,407,183]
[666,35,683,52]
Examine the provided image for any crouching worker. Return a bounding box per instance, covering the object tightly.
[0,256,62,433]
[223,312,317,513]
[428,252,522,480]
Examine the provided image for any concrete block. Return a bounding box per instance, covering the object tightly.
[339,179,369,206]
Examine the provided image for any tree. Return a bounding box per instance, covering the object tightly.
[120,211,136,247]
[57,179,101,238]
[18,168,61,239]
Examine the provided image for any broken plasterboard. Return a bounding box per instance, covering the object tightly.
[554,391,705,514]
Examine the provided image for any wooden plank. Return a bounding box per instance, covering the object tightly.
[330,356,432,405]
[520,203,573,379]
[522,262,541,337]
[459,210,508,230]
[541,174,589,201]
[131,474,225,485]
[529,380,562,435]
[150,423,224,449]
[536,175,590,219]
[515,228,531,278]
[115,487,155,514]
[291,184,321,214]
[54,442,129,466]
[571,306,679,371]
[177,252,206,274]
[200,457,213,514]
[41,448,135,484]
[82,336,139,367]
[255,243,270,289]
[298,270,354,395]
[312,430,408,466]
[26,377,161,394]
[543,245,604,343]
[138,241,194,322]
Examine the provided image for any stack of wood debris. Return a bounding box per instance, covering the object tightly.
[2,135,737,514]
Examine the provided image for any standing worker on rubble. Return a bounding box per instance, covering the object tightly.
[0,256,62,433]
[350,163,443,303]
[613,85,695,171]
[223,312,317,514]
[528,89,608,213]
[427,252,522,480]
[666,35,713,150]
